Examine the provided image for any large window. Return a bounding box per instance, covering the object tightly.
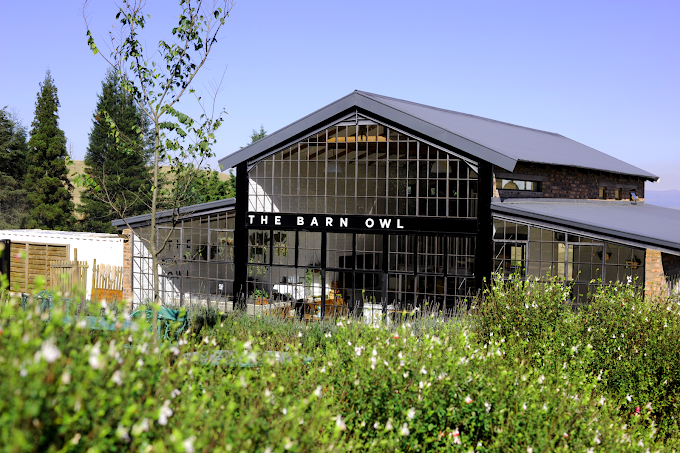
[493,218,645,303]
[131,211,236,309]
[249,121,479,217]
[242,229,475,314]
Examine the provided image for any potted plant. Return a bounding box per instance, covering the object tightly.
[252,289,269,305]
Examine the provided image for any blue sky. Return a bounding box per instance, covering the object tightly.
[1,1,678,190]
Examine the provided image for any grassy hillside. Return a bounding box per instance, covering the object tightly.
[67,160,231,211]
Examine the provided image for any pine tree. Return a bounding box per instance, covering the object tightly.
[0,108,29,228]
[23,71,75,231]
[79,69,152,233]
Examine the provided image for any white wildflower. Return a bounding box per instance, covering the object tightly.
[335,415,346,431]
[170,346,180,356]
[599,396,606,406]
[465,395,473,404]
[61,371,71,385]
[355,346,362,356]
[407,407,416,420]
[313,386,323,398]
[542,403,548,411]
[183,435,196,453]
[626,394,632,403]
[373,421,380,429]
[116,424,131,443]
[20,368,27,377]
[484,401,491,413]
[282,408,287,415]
[538,375,545,384]
[399,423,410,436]
[35,337,61,363]
[132,418,150,436]
[522,402,527,411]
[171,388,181,398]
[420,367,427,375]
[89,342,104,370]
[158,400,173,425]
[71,433,82,445]
[111,370,123,386]
[297,331,303,338]
[403,372,409,378]
[385,419,393,431]
[527,447,533,453]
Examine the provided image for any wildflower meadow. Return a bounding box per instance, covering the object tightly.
[1,277,679,452]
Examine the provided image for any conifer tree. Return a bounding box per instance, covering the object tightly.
[23,71,75,231]
[79,69,152,233]
[0,108,29,229]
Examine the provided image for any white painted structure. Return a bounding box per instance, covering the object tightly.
[0,229,124,299]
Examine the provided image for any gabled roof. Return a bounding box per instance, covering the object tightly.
[219,90,658,180]
[491,199,680,254]
[111,198,235,229]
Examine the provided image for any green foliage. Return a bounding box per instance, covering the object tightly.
[22,71,75,231]
[475,274,680,439]
[176,169,235,207]
[2,282,676,451]
[0,108,29,228]
[78,69,153,233]
[250,125,267,144]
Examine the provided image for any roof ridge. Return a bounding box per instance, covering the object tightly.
[355,90,563,137]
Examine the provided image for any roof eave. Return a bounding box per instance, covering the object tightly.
[111,198,236,229]
[491,202,680,254]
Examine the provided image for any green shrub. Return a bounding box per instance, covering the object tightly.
[0,286,673,452]
[475,274,680,440]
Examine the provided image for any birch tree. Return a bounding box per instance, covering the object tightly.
[81,0,233,340]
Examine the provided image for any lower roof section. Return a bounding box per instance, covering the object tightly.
[111,198,236,230]
[491,199,680,254]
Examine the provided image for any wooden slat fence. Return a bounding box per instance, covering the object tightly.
[49,260,89,295]
[10,242,69,292]
[91,259,124,302]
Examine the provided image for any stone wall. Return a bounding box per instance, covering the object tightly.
[494,162,646,200]
[122,228,132,304]
[645,249,668,300]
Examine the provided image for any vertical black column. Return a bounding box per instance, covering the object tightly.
[475,162,493,294]
[320,231,327,319]
[233,162,249,309]
[381,233,388,314]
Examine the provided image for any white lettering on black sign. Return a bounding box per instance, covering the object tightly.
[249,214,406,230]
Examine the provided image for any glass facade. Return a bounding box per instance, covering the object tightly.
[131,211,235,309]
[243,228,476,316]
[493,218,645,303]
[240,119,480,316]
[248,121,479,218]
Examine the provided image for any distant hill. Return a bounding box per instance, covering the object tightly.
[645,189,680,209]
[68,160,231,211]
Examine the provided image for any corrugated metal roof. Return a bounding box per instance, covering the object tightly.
[491,199,680,253]
[218,90,657,180]
[111,198,236,229]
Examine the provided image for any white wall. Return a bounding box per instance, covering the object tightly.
[0,229,124,299]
